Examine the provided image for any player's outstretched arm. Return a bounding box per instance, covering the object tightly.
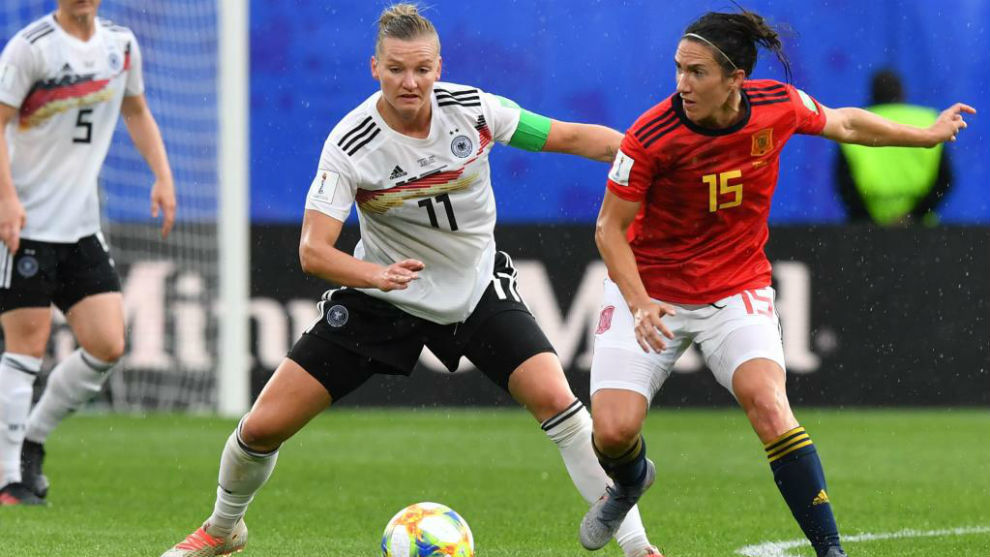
[121,94,176,238]
[542,120,624,162]
[595,190,676,353]
[820,103,976,148]
[0,103,25,253]
[299,209,424,292]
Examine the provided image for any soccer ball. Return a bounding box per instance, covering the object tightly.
[381,502,474,557]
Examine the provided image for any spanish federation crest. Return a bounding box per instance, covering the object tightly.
[326,304,349,328]
[451,134,472,158]
[751,128,773,157]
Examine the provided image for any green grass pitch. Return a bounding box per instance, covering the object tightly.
[2,409,987,556]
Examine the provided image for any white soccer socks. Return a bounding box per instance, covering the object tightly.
[542,400,652,556]
[0,353,42,487]
[208,423,279,536]
[25,348,115,445]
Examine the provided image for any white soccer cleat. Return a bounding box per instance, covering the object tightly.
[161,519,248,557]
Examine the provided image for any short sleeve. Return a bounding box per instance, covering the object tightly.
[479,91,521,144]
[0,37,39,108]
[304,137,358,222]
[124,36,144,97]
[606,133,656,202]
[789,85,827,135]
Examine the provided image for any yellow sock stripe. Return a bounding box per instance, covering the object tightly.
[767,439,814,462]
[766,433,812,459]
[612,435,644,465]
[764,426,806,452]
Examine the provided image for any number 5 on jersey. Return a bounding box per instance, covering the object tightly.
[705,169,743,212]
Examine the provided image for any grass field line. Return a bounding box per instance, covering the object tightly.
[735,525,990,557]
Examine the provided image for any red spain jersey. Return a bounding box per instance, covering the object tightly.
[606,79,827,303]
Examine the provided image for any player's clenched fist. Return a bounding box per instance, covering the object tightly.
[373,259,425,291]
[630,300,676,353]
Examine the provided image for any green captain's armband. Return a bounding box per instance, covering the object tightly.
[496,95,551,152]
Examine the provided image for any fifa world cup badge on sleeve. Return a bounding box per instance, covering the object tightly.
[309,170,340,203]
[609,149,634,186]
[0,64,15,92]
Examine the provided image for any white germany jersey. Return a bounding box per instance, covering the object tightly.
[306,82,522,324]
[0,15,144,242]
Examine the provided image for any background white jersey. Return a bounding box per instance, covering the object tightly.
[0,14,144,243]
[306,82,521,324]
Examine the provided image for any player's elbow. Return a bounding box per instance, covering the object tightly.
[594,218,615,254]
[298,241,320,276]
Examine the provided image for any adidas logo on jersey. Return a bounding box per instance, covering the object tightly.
[389,165,407,180]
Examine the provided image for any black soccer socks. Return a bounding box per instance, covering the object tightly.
[593,433,648,488]
[765,426,843,557]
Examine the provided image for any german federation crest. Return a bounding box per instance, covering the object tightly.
[451,135,472,158]
[16,255,39,278]
[326,304,349,328]
[108,50,123,72]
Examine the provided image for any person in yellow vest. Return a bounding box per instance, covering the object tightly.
[836,69,952,226]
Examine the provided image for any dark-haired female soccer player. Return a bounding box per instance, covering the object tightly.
[580,8,974,557]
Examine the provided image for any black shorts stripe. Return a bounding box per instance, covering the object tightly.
[340,122,379,153]
[346,126,381,156]
[636,111,678,143]
[27,28,54,44]
[751,97,791,107]
[744,83,787,93]
[337,116,373,148]
[642,120,682,148]
[540,399,584,431]
[633,108,675,140]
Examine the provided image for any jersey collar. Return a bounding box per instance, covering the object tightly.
[671,91,751,136]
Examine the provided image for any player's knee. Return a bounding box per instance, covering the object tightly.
[742,390,792,434]
[593,417,641,454]
[238,413,287,452]
[84,337,125,363]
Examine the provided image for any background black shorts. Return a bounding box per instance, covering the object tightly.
[287,251,556,401]
[0,234,121,314]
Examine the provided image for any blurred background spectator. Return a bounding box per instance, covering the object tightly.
[835,69,952,226]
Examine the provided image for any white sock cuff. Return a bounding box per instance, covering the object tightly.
[541,399,591,443]
[1,353,43,376]
[78,349,115,372]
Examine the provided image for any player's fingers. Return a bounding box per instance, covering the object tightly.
[397,258,425,271]
[634,331,651,353]
[646,329,666,352]
[957,103,977,114]
[161,209,175,239]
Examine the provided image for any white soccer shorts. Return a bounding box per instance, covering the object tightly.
[590,278,786,401]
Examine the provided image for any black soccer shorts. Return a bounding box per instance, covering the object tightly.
[0,234,121,314]
[287,251,556,401]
